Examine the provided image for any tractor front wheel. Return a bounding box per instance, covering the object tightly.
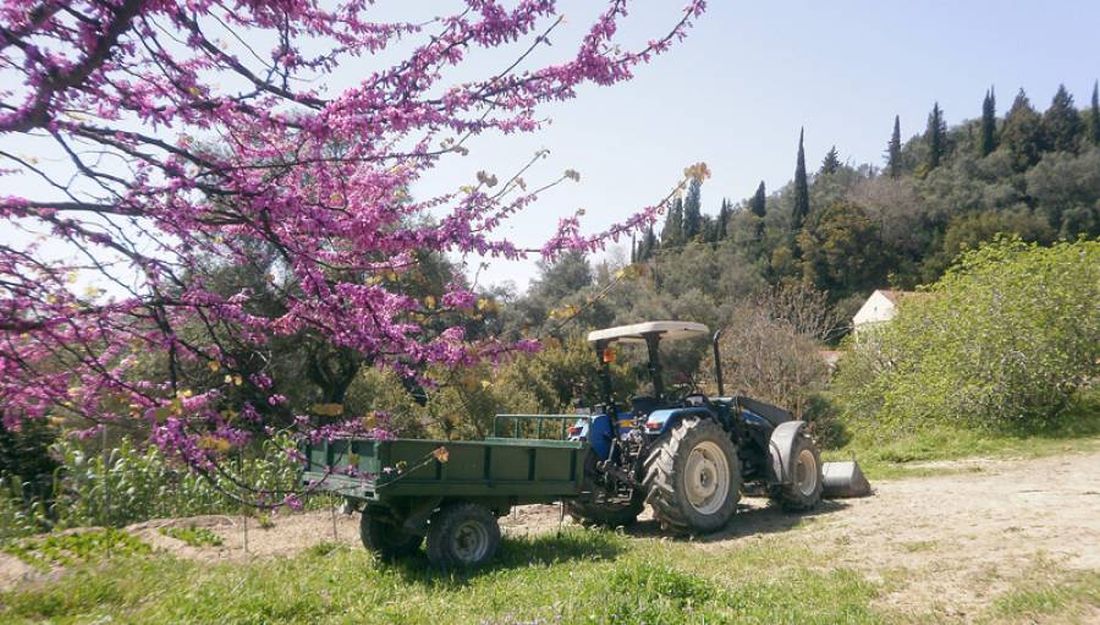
[643,418,740,534]
[360,509,423,560]
[772,434,823,512]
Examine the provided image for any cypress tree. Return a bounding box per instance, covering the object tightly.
[750,181,766,218]
[1001,89,1045,171]
[980,88,997,156]
[1043,84,1083,152]
[1090,80,1100,146]
[661,197,684,247]
[792,128,810,230]
[925,102,947,169]
[716,198,732,241]
[820,146,841,175]
[681,178,703,241]
[886,115,902,178]
[637,226,658,261]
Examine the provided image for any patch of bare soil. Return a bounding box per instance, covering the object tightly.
[687,449,1100,621]
[0,554,39,592]
[127,510,362,562]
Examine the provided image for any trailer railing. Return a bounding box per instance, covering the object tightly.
[491,414,588,441]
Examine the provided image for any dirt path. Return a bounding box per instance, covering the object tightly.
[4,448,1099,619]
[701,449,1100,619]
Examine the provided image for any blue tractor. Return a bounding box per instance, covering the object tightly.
[565,321,824,533]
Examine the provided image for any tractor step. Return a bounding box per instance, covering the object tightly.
[821,461,871,498]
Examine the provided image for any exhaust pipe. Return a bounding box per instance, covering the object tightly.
[712,329,724,397]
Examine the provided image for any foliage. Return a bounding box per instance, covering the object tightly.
[820,146,842,175]
[420,338,638,440]
[833,238,1100,438]
[682,178,704,241]
[706,289,831,418]
[3,528,150,571]
[797,201,888,300]
[887,115,903,178]
[825,386,1100,478]
[980,89,998,156]
[159,525,224,548]
[8,432,318,533]
[792,128,811,230]
[925,102,948,169]
[1043,84,1084,152]
[1001,89,1046,171]
[0,418,59,503]
[0,476,45,541]
[1090,81,1100,146]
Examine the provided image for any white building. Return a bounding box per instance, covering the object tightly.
[852,289,914,331]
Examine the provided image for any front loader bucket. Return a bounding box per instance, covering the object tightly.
[821,461,871,498]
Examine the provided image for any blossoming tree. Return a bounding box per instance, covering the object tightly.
[0,1,706,482]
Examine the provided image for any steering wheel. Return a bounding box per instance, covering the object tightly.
[679,392,711,408]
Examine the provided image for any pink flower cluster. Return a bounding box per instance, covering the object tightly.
[0,1,705,467]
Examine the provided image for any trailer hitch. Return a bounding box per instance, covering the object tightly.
[596,459,639,488]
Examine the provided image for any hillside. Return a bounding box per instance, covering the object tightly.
[504,82,1100,338]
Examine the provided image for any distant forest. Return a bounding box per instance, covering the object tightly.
[492,81,1100,341]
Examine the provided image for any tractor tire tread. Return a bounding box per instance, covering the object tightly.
[642,418,740,535]
[772,434,824,512]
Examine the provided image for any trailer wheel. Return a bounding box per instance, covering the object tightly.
[772,434,823,512]
[426,502,501,569]
[360,509,423,560]
[643,418,740,534]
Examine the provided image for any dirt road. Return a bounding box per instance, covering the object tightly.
[4,448,1099,618]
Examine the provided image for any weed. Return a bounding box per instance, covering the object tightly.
[2,528,150,571]
[158,524,224,547]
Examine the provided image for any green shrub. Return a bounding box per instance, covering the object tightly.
[833,237,1100,438]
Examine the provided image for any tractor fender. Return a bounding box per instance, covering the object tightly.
[768,420,809,485]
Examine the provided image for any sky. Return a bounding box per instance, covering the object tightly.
[402,0,1100,291]
[4,1,1099,296]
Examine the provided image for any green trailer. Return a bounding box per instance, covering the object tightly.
[301,417,586,568]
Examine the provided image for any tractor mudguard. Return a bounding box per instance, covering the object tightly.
[643,407,714,436]
[768,420,809,485]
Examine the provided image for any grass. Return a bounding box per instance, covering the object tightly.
[4,528,1097,625]
[827,388,1100,480]
[158,525,223,548]
[986,569,1100,624]
[0,529,885,625]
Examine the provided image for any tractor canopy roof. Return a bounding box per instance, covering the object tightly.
[586,321,709,345]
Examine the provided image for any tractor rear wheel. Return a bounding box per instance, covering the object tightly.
[643,418,740,534]
[360,509,423,560]
[772,434,823,511]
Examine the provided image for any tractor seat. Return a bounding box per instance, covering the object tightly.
[629,395,661,416]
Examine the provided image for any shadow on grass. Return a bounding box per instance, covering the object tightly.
[382,527,624,585]
[626,499,850,544]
